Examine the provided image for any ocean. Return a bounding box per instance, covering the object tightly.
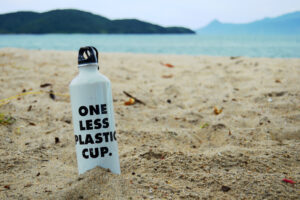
[0,34,299,58]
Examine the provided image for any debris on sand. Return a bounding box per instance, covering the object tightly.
[213,106,223,115]
[49,90,56,100]
[55,137,60,144]
[0,113,16,125]
[123,91,146,105]
[221,185,231,192]
[40,83,52,88]
[162,74,173,78]
[282,178,295,184]
[230,56,240,60]
[160,62,175,68]
[124,98,135,106]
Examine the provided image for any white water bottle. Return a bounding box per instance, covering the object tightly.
[69,46,120,174]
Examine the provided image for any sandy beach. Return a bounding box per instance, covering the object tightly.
[0,48,299,199]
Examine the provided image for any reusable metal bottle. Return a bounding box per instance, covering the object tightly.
[69,46,120,174]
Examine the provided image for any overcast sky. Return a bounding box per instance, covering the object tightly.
[1,0,299,29]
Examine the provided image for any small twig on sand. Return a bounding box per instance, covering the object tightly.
[123,91,146,105]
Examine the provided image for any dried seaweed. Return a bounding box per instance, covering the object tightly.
[0,113,16,125]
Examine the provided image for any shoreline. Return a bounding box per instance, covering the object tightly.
[1,47,300,60]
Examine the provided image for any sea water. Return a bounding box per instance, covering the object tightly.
[0,34,299,58]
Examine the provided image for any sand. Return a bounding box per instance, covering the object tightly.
[0,48,299,199]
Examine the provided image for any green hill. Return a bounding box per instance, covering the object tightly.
[0,9,194,34]
[197,11,300,35]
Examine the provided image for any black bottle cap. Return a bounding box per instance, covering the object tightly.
[78,46,98,65]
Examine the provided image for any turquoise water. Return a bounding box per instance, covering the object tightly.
[0,34,299,58]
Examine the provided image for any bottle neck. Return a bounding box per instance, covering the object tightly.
[78,63,99,74]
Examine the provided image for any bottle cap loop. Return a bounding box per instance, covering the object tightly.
[78,46,98,65]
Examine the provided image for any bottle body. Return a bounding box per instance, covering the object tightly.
[69,64,120,174]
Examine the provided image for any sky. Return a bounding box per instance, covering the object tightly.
[0,0,300,29]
